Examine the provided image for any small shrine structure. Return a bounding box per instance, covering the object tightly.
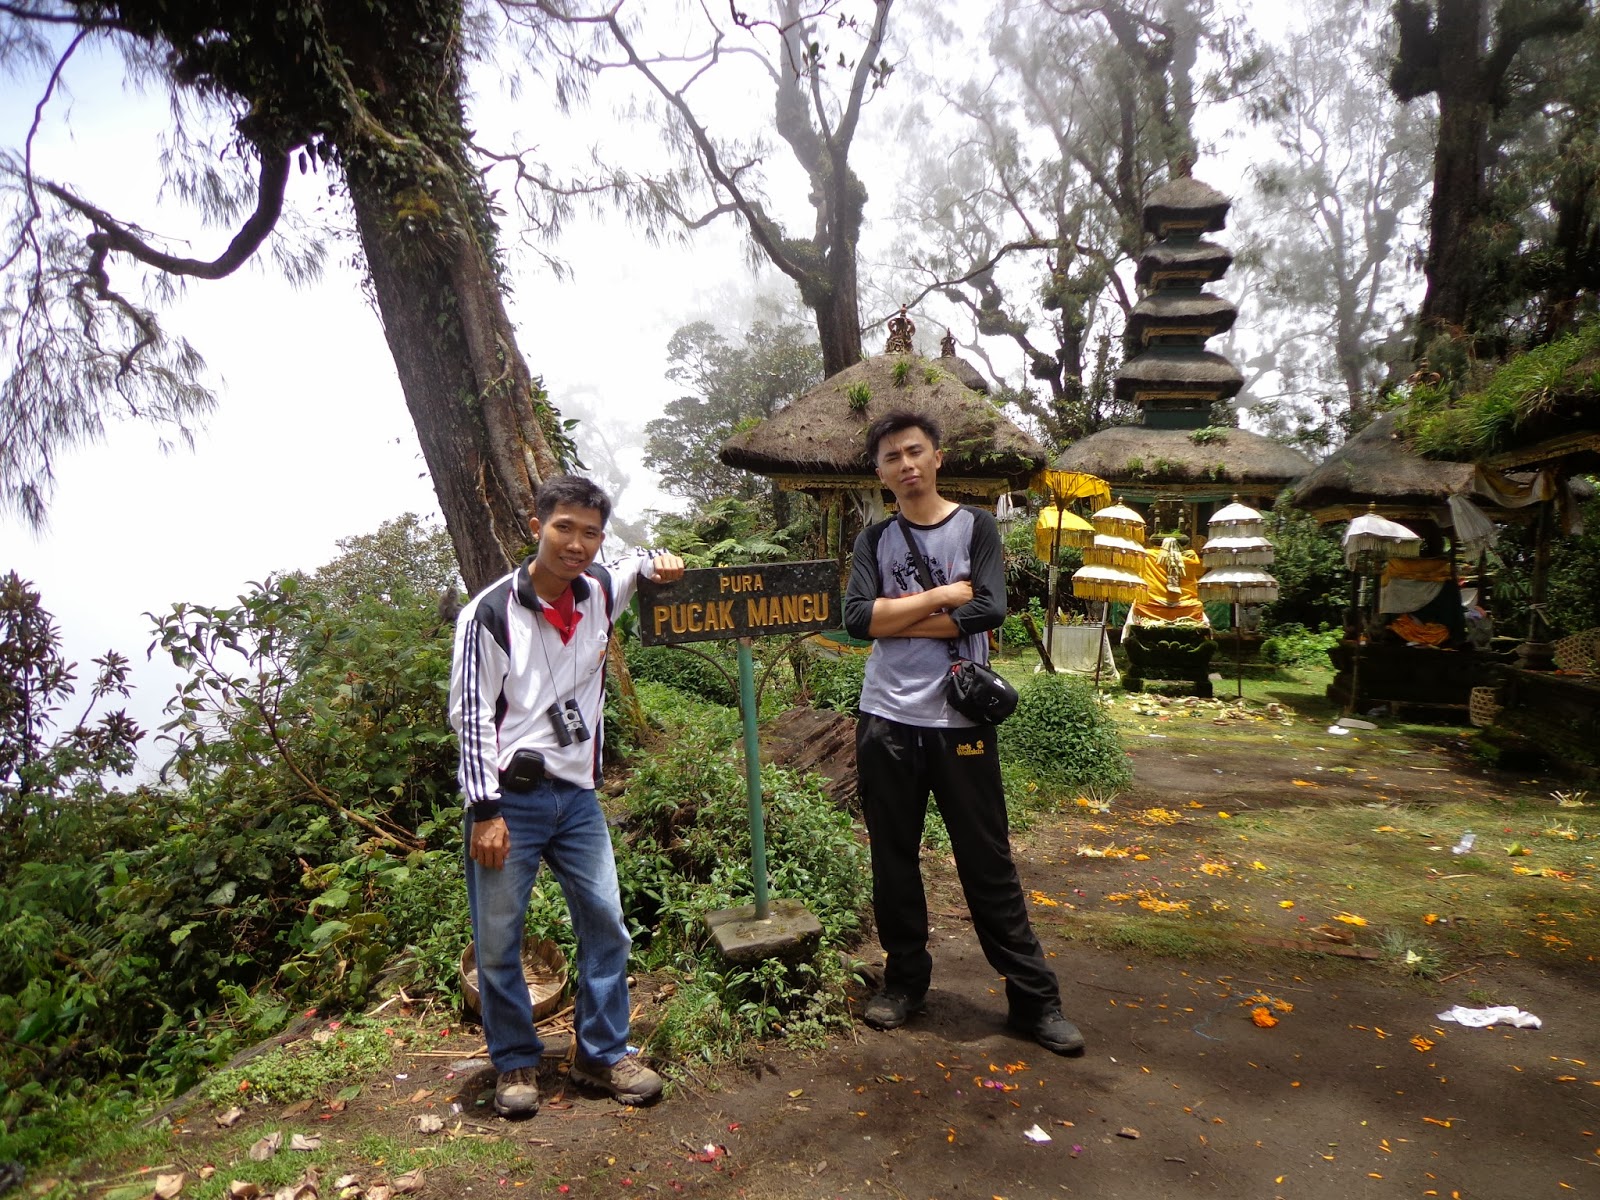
[720,312,1046,566]
[1397,331,1600,762]
[1289,408,1582,717]
[1053,176,1313,541]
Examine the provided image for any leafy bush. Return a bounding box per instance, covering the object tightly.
[626,643,739,707]
[804,652,866,713]
[1002,672,1132,796]
[1261,623,1341,668]
[1,529,465,1163]
[614,712,870,1059]
[1260,501,1346,631]
[201,1019,397,1105]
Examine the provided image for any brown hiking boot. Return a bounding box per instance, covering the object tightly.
[493,1066,540,1117]
[570,1053,664,1105]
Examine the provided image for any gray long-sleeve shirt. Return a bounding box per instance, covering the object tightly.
[844,505,1005,728]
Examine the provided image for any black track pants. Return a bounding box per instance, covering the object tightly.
[855,713,1060,1017]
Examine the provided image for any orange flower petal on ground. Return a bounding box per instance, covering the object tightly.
[1251,1007,1278,1028]
[1334,912,1368,926]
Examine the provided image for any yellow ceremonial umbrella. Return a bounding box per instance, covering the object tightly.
[1031,472,1111,658]
[1033,505,1095,560]
[1031,468,1113,511]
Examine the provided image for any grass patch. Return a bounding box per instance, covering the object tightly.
[201,1021,397,1106]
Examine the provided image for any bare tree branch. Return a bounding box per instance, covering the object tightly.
[598,12,809,282]
[0,25,86,280]
[41,149,291,282]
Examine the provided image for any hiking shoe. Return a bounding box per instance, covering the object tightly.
[1009,1007,1086,1056]
[863,990,926,1031]
[493,1066,541,1117]
[570,1053,664,1105]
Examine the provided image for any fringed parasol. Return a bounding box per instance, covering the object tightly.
[1201,497,1276,570]
[1033,505,1095,559]
[1074,498,1150,602]
[1090,533,1147,573]
[1198,568,1280,605]
[1342,506,1423,570]
[1090,499,1147,543]
[1071,564,1148,603]
[1198,497,1278,697]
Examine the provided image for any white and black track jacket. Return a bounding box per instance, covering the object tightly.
[449,553,655,805]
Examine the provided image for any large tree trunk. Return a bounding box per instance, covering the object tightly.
[333,9,565,594]
[1414,2,1486,335]
[1391,0,1589,346]
[814,266,864,377]
[346,179,545,594]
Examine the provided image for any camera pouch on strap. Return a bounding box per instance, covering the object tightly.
[896,516,1018,724]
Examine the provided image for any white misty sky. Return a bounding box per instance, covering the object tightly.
[0,2,1346,769]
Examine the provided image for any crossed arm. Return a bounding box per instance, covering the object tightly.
[864,580,974,638]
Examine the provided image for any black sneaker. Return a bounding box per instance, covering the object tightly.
[1009,1008,1086,1056]
[863,990,926,1031]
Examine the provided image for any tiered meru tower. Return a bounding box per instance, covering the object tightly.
[1122,177,1241,430]
[1055,176,1310,541]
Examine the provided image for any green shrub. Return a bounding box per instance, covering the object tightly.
[805,653,866,712]
[1002,672,1133,796]
[615,728,870,1059]
[1260,622,1340,668]
[201,1018,397,1105]
[626,643,739,707]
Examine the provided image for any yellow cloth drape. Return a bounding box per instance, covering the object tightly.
[1129,543,1207,623]
[1382,557,1453,584]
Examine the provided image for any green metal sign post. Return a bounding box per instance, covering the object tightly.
[735,637,770,918]
[636,560,838,958]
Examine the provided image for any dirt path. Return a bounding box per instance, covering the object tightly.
[100,721,1600,1200]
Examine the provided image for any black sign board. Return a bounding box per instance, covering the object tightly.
[637,560,840,646]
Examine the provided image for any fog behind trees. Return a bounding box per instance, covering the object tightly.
[5,0,1596,750]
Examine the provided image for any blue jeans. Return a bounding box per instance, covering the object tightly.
[464,778,633,1072]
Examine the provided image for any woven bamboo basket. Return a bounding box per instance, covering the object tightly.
[460,936,568,1021]
[1552,629,1599,674]
[1468,686,1502,728]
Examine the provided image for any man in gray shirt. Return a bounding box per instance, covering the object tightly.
[843,411,1084,1055]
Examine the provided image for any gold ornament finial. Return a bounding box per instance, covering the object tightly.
[884,304,915,355]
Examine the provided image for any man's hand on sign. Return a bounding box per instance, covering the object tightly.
[471,815,510,871]
[650,552,687,583]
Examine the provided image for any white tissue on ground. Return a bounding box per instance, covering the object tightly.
[1436,1005,1541,1029]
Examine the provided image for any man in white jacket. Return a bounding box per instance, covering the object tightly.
[450,475,683,1118]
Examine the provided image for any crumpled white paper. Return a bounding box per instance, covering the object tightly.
[1436,1005,1542,1029]
[1023,1124,1052,1143]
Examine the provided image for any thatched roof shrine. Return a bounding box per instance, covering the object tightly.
[1290,411,1472,521]
[1054,425,1312,503]
[1400,321,1600,473]
[1289,408,1590,527]
[719,351,1044,498]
